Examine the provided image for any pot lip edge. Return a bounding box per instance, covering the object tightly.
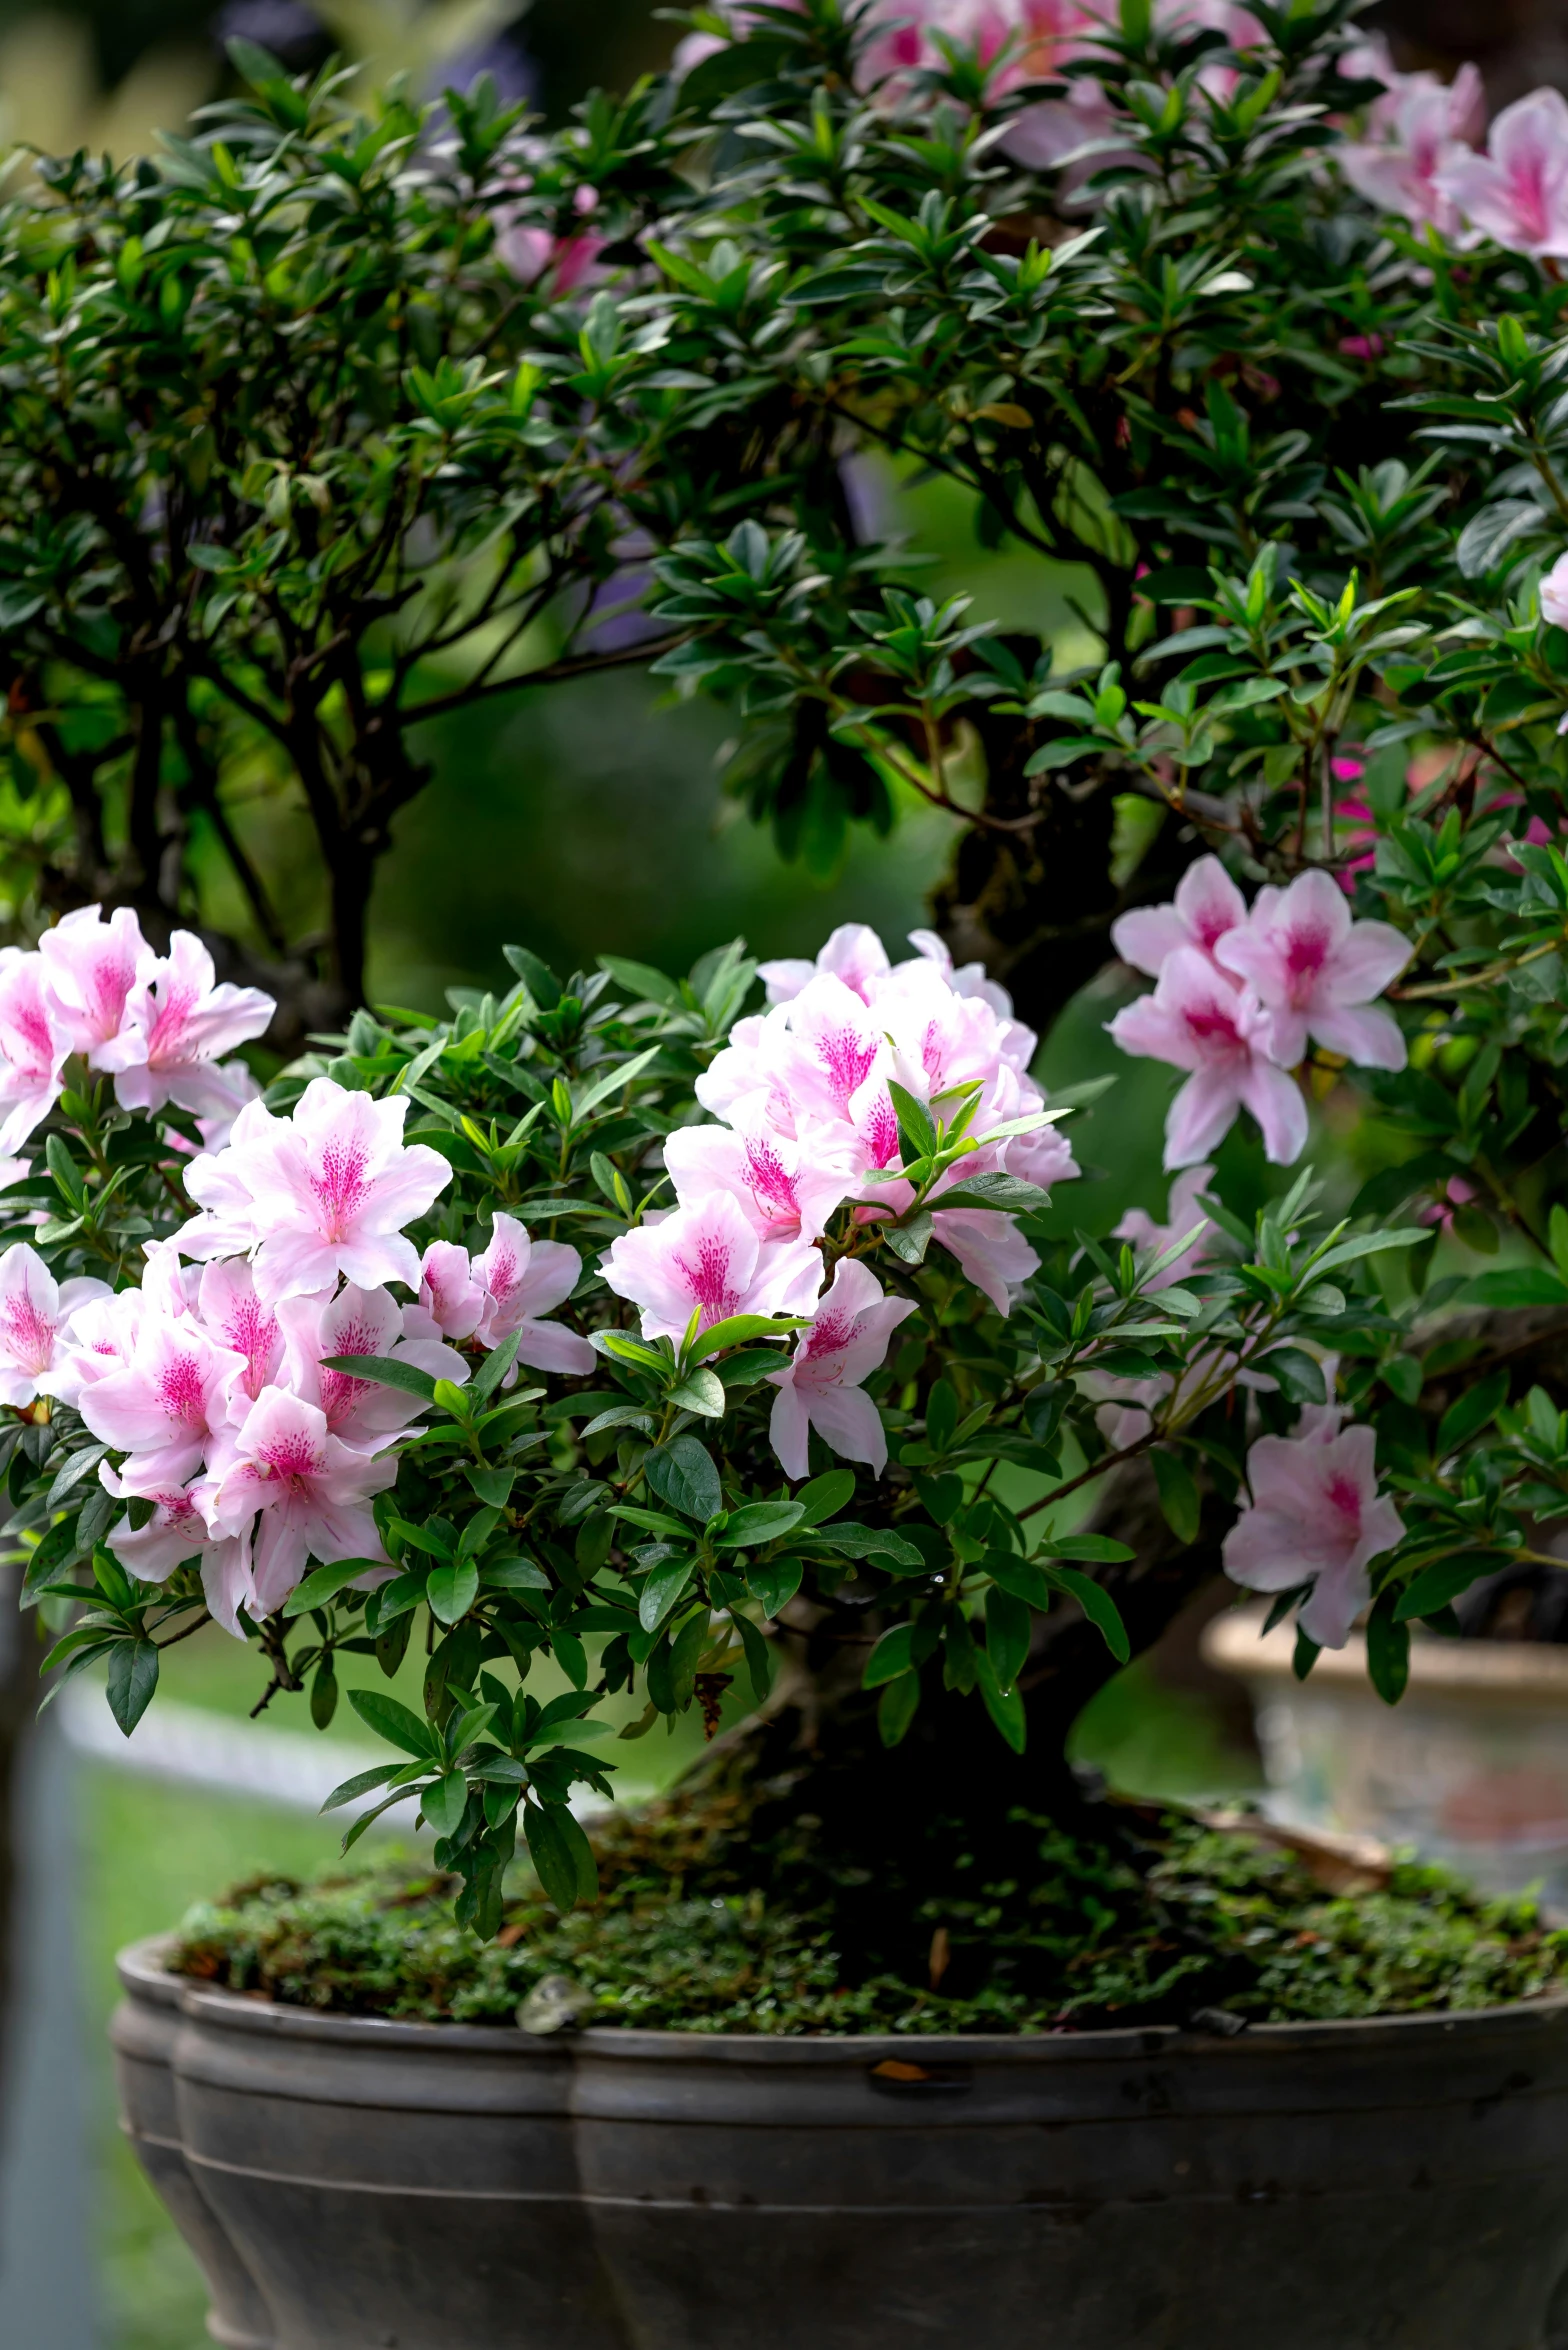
[114,1933,1568,2060]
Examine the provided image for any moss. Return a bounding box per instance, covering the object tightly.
[167,1792,1568,2036]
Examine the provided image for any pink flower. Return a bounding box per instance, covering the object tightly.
[76,1313,245,1489]
[927,1206,1041,1314]
[195,1259,282,1404]
[471,1215,595,1376]
[1542,551,1568,629]
[43,1286,144,1411]
[759,923,891,1006]
[765,1258,915,1480]
[0,953,69,1151]
[601,1189,823,1347]
[1213,869,1409,1070]
[1223,1424,1404,1649]
[1113,1162,1217,1288]
[1110,855,1248,979]
[904,927,1017,1023]
[776,973,892,1123]
[1107,948,1307,1170]
[497,223,609,295]
[1436,88,1568,259]
[663,1102,857,1244]
[97,931,274,1116]
[205,1388,396,1618]
[412,1240,486,1342]
[180,1078,451,1305]
[1339,61,1483,236]
[0,1243,109,1406]
[278,1283,468,1451]
[103,1474,253,1637]
[37,906,156,1062]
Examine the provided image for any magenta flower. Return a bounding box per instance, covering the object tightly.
[195,1259,282,1406]
[601,1188,823,1347]
[412,1240,486,1342]
[1113,1162,1217,1289]
[766,1259,915,1480]
[776,973,892,1123]
[1223,1424,1405,1649]
[104,1474,254,1637]
[664,1103,857,1244]
[1213,869,1409,1070]
[205,1388,397,1618]
[1339,61,1483,236]
[181,1078,451,1305]
[97,930,274,1116]
[0,1243,110,1407]
[38,906,156,1063]
[1436,88,1568,258]
[759,922,891,1006]
[278,1283,468,1451]
[0,953,69,1151]
[1107,947,1307,1169]
[76,1312,246,1490]
[471,1215,595,1376]
[1110,855,1249,979]
[927,1206,1042,1315]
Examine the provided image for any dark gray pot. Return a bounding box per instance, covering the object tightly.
[113,1935,1568,2350]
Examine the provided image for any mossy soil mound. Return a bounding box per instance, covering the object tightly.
[168,1781,1568,2036]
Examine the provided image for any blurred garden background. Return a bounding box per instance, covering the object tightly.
[0,0,1554,2339]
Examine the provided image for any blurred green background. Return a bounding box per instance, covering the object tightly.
[0,6,1270,2344]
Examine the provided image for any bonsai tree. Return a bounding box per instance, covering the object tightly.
[9,1,1568,1998]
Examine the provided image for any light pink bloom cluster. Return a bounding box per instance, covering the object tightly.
[602,923,1072,1480]
[1338,40,1484,237]
[1,1072,592,1639]
[1107,859,1409,1170]
[1224,1420,1404,1648]
[1436,87,1568,260]
[0,907,273,1158]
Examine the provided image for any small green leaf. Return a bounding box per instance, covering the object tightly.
[794,1469,855,1525]
[1046,1567,1129,1663]
[984,1585,1032,1689]
[1437,1372,1509,1458]
[322,1352,438,1401]
[424,1771,470,1839]
[320,1762,404,1813]
[644,1436,723,1523]
[876,1670,921,1748]
[1365,1596,1410,1706]
[348,1687,441,1759]
[639,1553,698,1633]
[1393,1552,1499,1622]
[283,1558,379,1617]
[863,1623,915,1688]
[974,1651,1027,1754]
[105,1638,159,1736]
[667,1369,726,1418]
[526,1801,594,1913]
[427,1559,480,1626]
[1152,1451,1201,1546]
[746,1557,803,1618]
[714,1501,805,1549]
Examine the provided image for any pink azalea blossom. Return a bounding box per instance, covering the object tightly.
[471,1215,595,1375]
[1113,1162,1218,1288]
[496,222,609,294]
[205,1388,397,1618]
[905,927,1017,1023]
[0,952,69,1151]
[103,1473,254,1638]
[279,1283,468,1451]
[1223,1423,1404,1649]
[76,1313,246,1489]
[0,1243,109,1406]
[1542,551,1568,630]
[759,923,891,1006]
[411,1240,486,1342]
[1436,88,1568,259]
[1110,855,1248,978]
[1339,61,1483,235]
[928,1206,1041,1313]
[1213,869,1409,1070]
[196,1259,283,1404]
[664,1102,858,1244]
[602,1189,823,1347]
[42,1286,144,1411]
[97,930,274,1116]
[1107,947,1307,1169]
[776,973,893,1123]
[38,906,156,1062]
[766,1258,916,1480]
[180,1078,451,1305]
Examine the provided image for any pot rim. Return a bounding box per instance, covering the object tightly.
[1205,1604,1568,1695]
[116,1933,1568,2064]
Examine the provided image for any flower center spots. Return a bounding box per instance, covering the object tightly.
[89,953,135,1034]
[223,1299,278,1396]
[674,1237,743,1329]
[1183,999,1243,1054]
[259,1433,321,1492]
[743,1138,799,1218]
[9,995,54,1073]
[155,1490,201,1529]
[862,1093,900,1169]
[145,982,199,1069]
[816,1023,878,1108]
[309,1140,370,1240]
[921,1021,945,1086]
[158,1354,209,1425]
[485,1247,520,1305]
[804,1307,855,1363]
[1194,906,1234,952]
[320,1317,376,1422]
[1,1294,52,1374]
[1512,155,1553,246]
[1325,1472,1362,1539]
[1283,923,1330,1002]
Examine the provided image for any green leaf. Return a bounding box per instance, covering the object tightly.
[887,1079,936,1161]
[1393,1552,1500,1622]
[597,954,680,1006]
[348,1687,441,1760]
[283,1558,379,1617]
[470,1329,522,1406]
[320,1762,404,1813]
[1038,1534,1135,1565]
[639,1553,698,1633]
[1152,1451,1201,1545]
[423,1771,470,1839]
[916,1472,964,1525]
[667,1369,726,1418]
[644,1436,722,1523]
[745,1557,803,1618]
[974,1651,1027,1754]
[934,1173,1054,1216]
[862,1623,915,1688]
[809,1524,927,1571]
[467,1465,517,1509]
[478,1556,551,1592]
[1293,1629,1321,1681]
[1465,1268,1568,1309]
[692,1313,805,1358]
[1046,1567,1130,1663]
[1307,1228,1432,1278]
[714,1501,805,1549]
[105,1639,159,1736]
[427,1559,480,1626]
[1437,1371,1509,1457]
[572,1044,662,1123]
[1255,1347,1327,1405]
[1365,1596,1411,1706]
[984,1584,1032,1688]
[983,1552,1055,1609]
[733,1610,774,1704]
[794,1469,855,1526]
[876,1671,921,1748]
[310,1659,338,1730]
[322,1353,438,1402]
[46,1444,110,1511]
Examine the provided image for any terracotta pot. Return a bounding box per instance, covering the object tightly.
[113,1934,1568,2350]
[1204,1606,1568,1901]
